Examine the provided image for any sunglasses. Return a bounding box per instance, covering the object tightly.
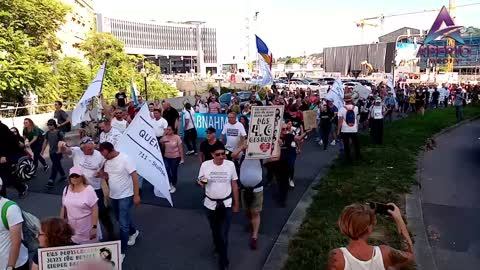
[213,152,226,157]
[70,174,81,178]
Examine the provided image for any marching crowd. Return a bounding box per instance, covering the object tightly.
[0,80,477,270]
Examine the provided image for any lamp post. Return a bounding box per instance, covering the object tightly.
[141,66,150,101]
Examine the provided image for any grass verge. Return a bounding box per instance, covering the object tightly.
[284,105,480,270]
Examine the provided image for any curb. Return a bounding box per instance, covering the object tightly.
[406,115,480,270]
[262,164,329,270]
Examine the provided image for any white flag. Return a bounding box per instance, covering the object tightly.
[326,78,344,109]
[72,63,106,126]
[259,57,273,88]
[116,104,173,206]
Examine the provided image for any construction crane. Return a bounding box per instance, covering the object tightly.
[355,2,480,35]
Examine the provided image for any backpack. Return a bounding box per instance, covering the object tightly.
[1,200,40,253]
[345,105,356,127]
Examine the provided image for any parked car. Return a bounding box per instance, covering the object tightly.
[274,80,288,89]
[343,81,362,88]
[219,91,252,108]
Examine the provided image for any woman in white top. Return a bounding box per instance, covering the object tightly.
[327,203,414,270]
[368,97,386,145]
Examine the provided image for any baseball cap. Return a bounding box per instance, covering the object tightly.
[69,166,82,176]
[80,137,94,146]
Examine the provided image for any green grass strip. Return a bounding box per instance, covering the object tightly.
[284,105,480,270]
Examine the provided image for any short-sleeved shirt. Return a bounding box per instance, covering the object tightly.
[0,198,29,269]
[99,128,122,146]
[70,147,104,190]
[103,153,136,199]
[221,122,246,151]
[62,185,101,244]
[160,135,182,158]
[338,104,359,133]
[115,92,127,107]
[208,102,221,114]
[45,130,64,154]
[182,108,196,130]
[200,140,224,161]
[239,159,263,191]
[198,160,238,210]
[54,110,69,125]
[163,108,180,130]
[111,118,128,133]
[152,117,168,138]
[23,127,42,142]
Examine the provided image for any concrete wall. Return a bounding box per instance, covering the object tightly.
[2,96,196,131]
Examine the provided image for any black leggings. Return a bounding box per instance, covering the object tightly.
[31,142,47,168]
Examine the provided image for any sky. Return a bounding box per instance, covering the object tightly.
[93,0,480,63]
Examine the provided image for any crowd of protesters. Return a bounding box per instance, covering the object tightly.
[0,79,478,270]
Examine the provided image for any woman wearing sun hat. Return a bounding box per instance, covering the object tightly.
[60,166,101,244]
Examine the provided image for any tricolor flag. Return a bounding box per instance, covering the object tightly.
[255,35,273,87]
[130,78,139,106]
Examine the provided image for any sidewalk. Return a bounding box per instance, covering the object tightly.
[416,119,480,270]
[14,138,336,270]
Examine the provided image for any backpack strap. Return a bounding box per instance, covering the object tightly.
[1,200,17,230]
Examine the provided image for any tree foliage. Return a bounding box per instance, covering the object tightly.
[285,56,302,65]
[0,0,69,103]
[80,32,178,101]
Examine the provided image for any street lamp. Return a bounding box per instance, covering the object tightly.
[141,66,150,101]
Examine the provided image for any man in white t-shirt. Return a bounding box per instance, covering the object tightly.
[98,119,122,146]
[59,137,114,241]
[111,108,128,133]
[0,177,29,270]
[151,109,168,142]
[337,92,361,163]
[220,112,246,154]
[98,142,140,261]
[197,143,239,270]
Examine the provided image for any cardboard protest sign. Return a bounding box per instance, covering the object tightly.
[246,106,284,159]
[303,110,317,131]
[38,241,121,270]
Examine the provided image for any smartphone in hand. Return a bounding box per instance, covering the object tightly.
[369,202,394,215]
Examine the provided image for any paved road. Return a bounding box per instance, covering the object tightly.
[420,119,480,270]
[10,138,336,270]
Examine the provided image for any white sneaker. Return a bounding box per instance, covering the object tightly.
[170,186,176,194]
[318,140,323,145]
[121,254,125,263]
[289,179,295,188]
[127,230,139,246]
[330,140,336,146]
[186,150,194,155]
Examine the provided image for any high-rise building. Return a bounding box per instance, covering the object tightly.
[58,0,95,58]
[96,14,218,76]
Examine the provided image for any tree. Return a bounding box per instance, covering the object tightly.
[80,32,178,101]
[285,57,302,65]
[0,0,70,103]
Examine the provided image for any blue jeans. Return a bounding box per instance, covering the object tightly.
[206,207,232,268]
[110,196,137,254]
[164,157,181,187]
[455,105,463,121]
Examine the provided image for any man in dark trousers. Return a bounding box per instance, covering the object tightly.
[0,121,28,198]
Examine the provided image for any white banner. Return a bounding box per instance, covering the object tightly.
[245,106,284,159]
[38,241,121,270]
[72,63,106,126]
[116,105,172,206]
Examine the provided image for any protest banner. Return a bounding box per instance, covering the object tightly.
[245,106,283,159]
[181,113,250,139]
[38,241,121,270]
[303,110,317,131]
[116,104,172,206]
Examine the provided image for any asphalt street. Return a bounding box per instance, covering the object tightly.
[420,119,480,270]
[10,137,336,270]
